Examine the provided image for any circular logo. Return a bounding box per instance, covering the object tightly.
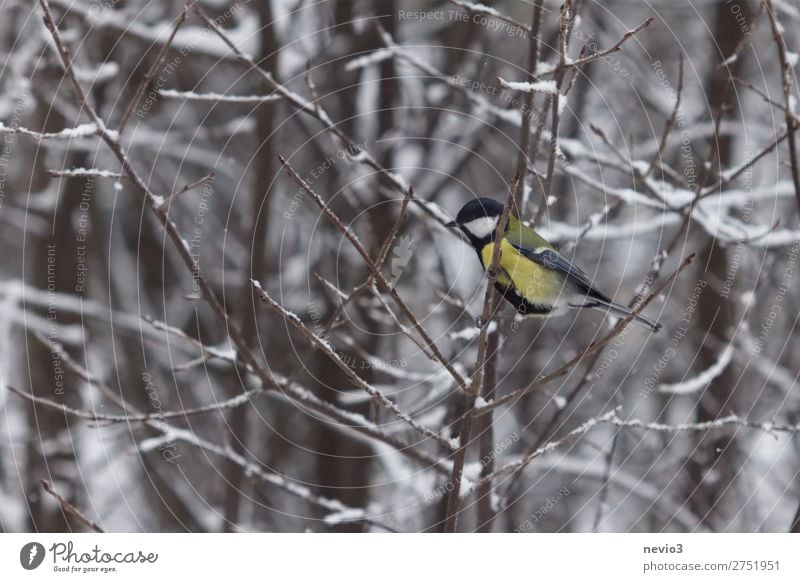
[19,542,46,570]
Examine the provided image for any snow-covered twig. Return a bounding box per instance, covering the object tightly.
[482,410,618,484]
[484,407,800,490]
[46,167,123,179]
[535,1,574,222]
[498,78,557,95]
[0,121,99,140]
[158,89,282,103]
[659,342,734,395]
[608,413,800,435]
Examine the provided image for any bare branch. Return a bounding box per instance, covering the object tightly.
[764,0,800,213]
[566,17,654,69]
[41,480,105,533]
[117,0,193,133]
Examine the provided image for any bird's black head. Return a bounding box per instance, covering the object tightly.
[446,197,504,245]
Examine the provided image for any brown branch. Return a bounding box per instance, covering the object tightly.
[764,0,800,214]
[162,171,216,209]
[117,0,193,133]
[707,128,788,191]
[472,1,544,531]
[732,76,799,120]
[442,178,518,532]
[566,17,654,69]
[41,480,105,533]
[646,53,684,178]
[535,1,575,223]
[512,1,544,212]
[145,317,452,473]
[475,321,501,532]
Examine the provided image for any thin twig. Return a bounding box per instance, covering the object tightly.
[41,480,105,533]
[161,171,216,209]
[480,409,800,487]
[513,0,544,212]
[566,17,654,69]
[646,53,684,178]
[481,411,617,484]
[535,1,575,223]
[46,168,124,179]
[764,0,800,213]
[117,0,193,133]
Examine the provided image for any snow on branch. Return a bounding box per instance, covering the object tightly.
[481,411,619,485]
[659,343,734,395]
[344,48,396,72]
[448,0,531,33]
[609,413,800,435]
[158,89,282,103]
[47,167,123,179]
[498,77,558,95]
[450,0,501,18]
[481,407,800,488]
[0,121,100,141]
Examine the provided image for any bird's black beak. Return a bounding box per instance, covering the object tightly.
[445,221,458,228]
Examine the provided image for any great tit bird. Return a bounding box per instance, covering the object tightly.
[446,197,661,333]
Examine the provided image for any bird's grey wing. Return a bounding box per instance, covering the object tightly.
[509,243,609,301]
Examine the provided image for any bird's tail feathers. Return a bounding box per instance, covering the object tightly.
[584,298,662,333]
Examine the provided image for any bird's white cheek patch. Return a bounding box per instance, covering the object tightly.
[462,216,499,239]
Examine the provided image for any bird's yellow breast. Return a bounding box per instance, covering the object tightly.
[480,238,564,303]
